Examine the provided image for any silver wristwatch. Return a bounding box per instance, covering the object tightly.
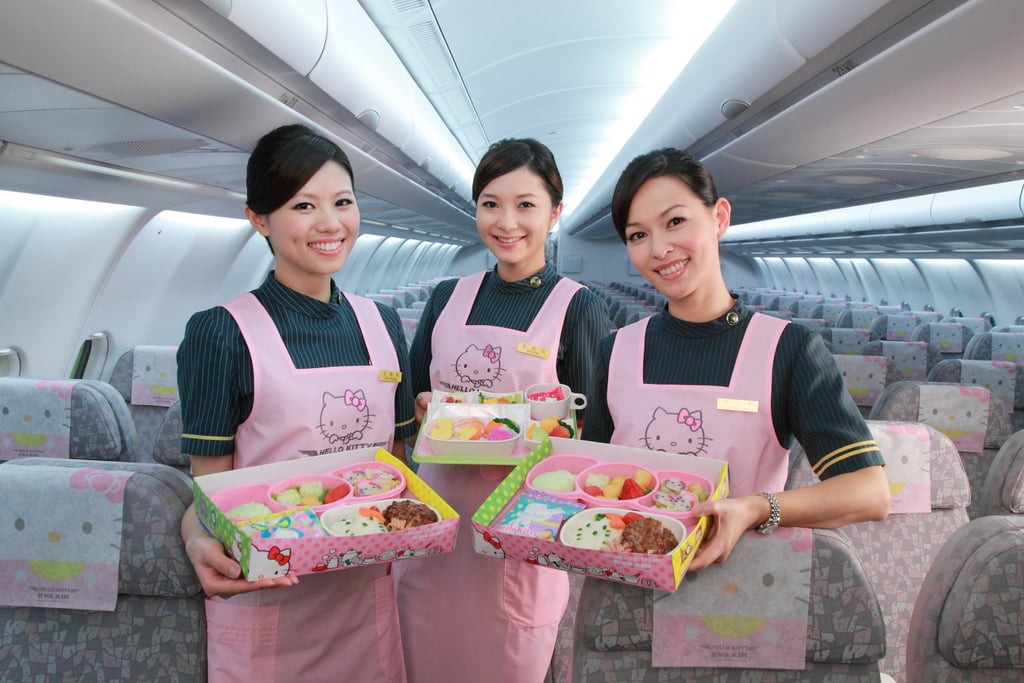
[755,492,780,535]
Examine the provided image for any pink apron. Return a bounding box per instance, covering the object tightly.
[398,271,581,683]
[205,292,406,683]
[607,313,791,497]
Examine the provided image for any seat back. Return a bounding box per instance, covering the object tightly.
[906,515,1024,682]
[0,378,137,462]
[833,353,888,417]
[559,528,885,682]
[788,420,971,682]
[964,331,1024,366]
[861,340,941,384]
[928,359,1024,432]
[911,321,974,359]
[810,302,848,327]
[108,346,180,464]
[977,429,1024,517]
[822,327,873,355]
[869,313,923,341]
[869,381,1014,518]
[0,457,205,681]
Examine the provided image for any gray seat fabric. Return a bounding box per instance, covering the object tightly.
[0,378,137,462]
[151,400,190,475]
[788,420,971,683]
[108,346,179,464]
[558,528,885,682]
[869,381,1013,519]
[911,321,974,360]
[0,458,205,681]
[906,515,1024,682]
[976,429,1024,517]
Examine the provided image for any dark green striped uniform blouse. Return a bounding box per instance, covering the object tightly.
[178,273,417,457]
[582,298,884,479]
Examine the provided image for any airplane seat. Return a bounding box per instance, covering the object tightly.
[911,321,975,360]
[793,295,823,318]
[1016,315,1024,325]
[379,288,414,307]
[0,457,206,681]
[761,295,780,311]
[822,327,873,354]
[868,381,1013,519]
[400,317,418,348]
[835,307,878,330]
[0,377,138,463]
[833,353,888,417]
[949,307,964,318]
[790,317,827,331]
[861,339,941,385]
[150,400,190,475]
[809,302,848,327]
[108,346,181,465]
[788,420,971,682]
[990,324,1024,333]
[560,528,886,682]
[927,359,1024,433]
[395,307,421,320]
[410,300,428,311]
[876,304,903,315]
[905,514,1024,683]
[908,309,943,323]
[976,429,1024,517]
[943,316,993,336]
[964,332,1024,429]
[367,292,401,309]
[868,313,923,342]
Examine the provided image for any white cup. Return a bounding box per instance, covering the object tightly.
[525,383,587,420]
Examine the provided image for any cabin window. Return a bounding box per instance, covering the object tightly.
[0,347,22,377]
[70,333,109,380]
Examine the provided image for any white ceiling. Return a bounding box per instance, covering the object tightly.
[1,0,1023,254]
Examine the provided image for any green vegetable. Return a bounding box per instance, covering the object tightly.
[492,417,520,433]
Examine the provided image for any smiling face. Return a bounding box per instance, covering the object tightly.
[476,165,562,282]
[246,160,358,300]
[623,176,733,321]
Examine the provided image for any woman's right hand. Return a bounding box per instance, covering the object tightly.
[185,532,298,599]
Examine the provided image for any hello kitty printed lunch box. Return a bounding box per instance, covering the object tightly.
[193,448,459,581]
[471,438,729,592]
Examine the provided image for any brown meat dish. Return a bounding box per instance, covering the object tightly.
[620,517,678,554]
[383,499,438,531]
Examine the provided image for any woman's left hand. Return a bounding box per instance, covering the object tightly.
[685,495,764,571]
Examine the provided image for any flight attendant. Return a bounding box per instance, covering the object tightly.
[573,147,890,680]
[397,138,610,682]
[586,146,890,566]
[178,124,416,683]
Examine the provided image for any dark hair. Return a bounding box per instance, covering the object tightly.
[246,124,354,215]
[611,148,719,243]
[472,138,563,206]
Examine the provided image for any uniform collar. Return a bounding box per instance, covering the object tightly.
[657,295,747,338]
[259,271,341,319]
[486,263,558,294]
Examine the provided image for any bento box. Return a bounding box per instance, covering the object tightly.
[193,448,458,581]
[470,438,729,592]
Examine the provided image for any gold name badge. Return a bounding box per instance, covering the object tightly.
[717,397,759,413]
[379,370,402,383]
[516,342,550,359]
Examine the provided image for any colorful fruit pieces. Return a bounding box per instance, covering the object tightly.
[583,485,603,497]
[359,506,386,524]
[429,417,454,439]
[323,484,349,504]
[633,469,653,489]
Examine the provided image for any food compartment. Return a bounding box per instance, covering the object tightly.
[320,498,440,537]
[211,483,274,521]
[559,507,686,554]
[636,470,715,519]
[524,454,597,497]
[524,417,576,445]
[576,462,657,508]
[266,474,350,514]
[332,462,406,501]
[423,416,521,458]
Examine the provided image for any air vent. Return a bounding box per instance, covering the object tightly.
[86,139,208,158]
[407,20,458,83]
[392,0,428,13]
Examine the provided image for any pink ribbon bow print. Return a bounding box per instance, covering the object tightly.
[482,345,501,364]
[267,546,291,566]
[677,408,702,432]
[344,389,367,412]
